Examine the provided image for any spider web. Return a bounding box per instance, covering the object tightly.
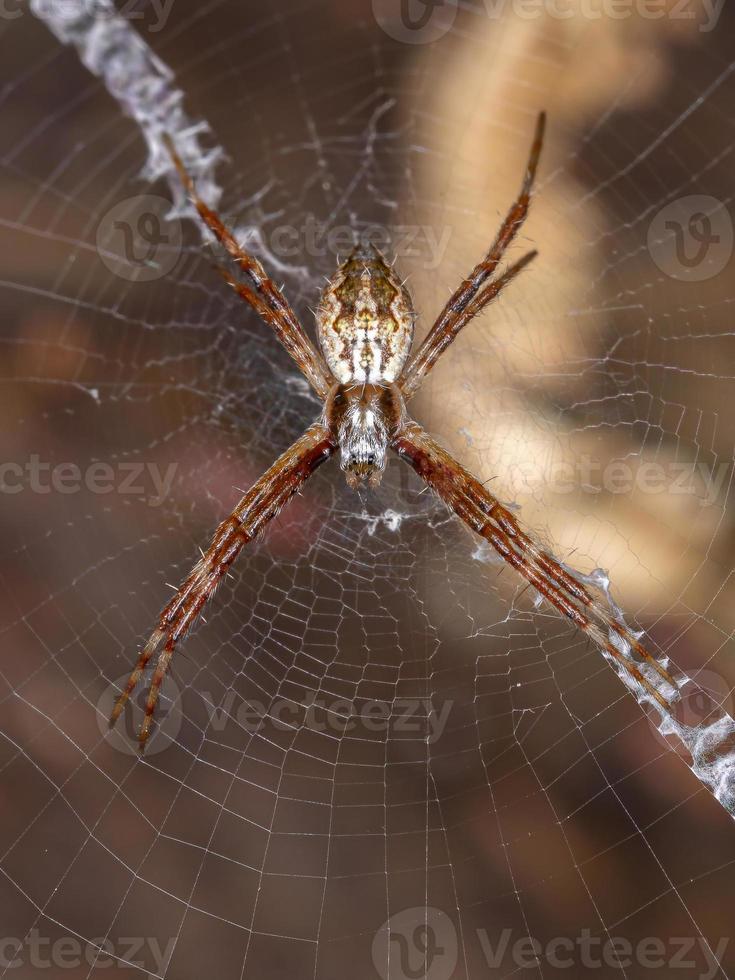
[1,0,735,977]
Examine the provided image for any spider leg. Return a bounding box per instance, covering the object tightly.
[392,422,679,712]
[401,112,545,399]
[164,135,333,399]
[404,248,538,395]
[110,423,335,751]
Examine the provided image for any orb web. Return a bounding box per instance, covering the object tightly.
[1,1,734,977]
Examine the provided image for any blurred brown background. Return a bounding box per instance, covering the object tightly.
[1,0,734,977]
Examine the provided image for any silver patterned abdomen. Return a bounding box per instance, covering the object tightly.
[316,243,415,384]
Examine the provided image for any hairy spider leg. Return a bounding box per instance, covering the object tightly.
[401,112,546,398]
[164,134,333,399]
[111,424,335,749]
[392,422,679,712]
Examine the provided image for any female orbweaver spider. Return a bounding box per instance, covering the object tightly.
[110,112,679,750]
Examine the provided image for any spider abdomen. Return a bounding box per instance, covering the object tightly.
[316,243,415,385]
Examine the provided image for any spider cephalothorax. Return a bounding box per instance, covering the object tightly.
[325,376,406,488]
[111,114,680,751]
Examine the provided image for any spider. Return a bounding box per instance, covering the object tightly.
[110,112,679,750]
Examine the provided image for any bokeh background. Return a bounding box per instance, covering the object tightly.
[1,0,734,977]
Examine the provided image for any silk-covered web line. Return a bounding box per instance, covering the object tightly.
[0,1,734,978]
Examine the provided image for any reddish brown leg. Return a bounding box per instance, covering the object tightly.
[402,112,545,399]
[164,135,333,399]
[403,249,538,398]
[211,264,328,382]
[392,422,678,712]
[110,423,335,750]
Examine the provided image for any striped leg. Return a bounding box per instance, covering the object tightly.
[392,422,679,712]
[110,423,335,750]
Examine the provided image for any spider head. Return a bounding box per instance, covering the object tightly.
[326,383,406,490]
